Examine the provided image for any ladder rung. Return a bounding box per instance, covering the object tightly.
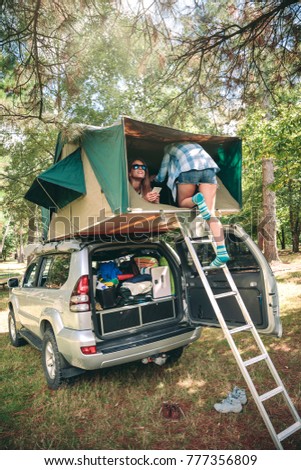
[229,324,253,335]
[244,354,267,367]
[214,291,237,300]
[277,422,301,442]
[191,238,212,244]
[203,265,225,271]
[259,386,284,402]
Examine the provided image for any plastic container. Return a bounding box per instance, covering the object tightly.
[96,285,117,309]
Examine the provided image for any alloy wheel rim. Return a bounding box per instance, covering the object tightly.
[45,341,56,379]
[10,316,16,341]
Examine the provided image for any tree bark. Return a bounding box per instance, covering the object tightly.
[277,226,286,250]
[260,158,280,262]
[18,225,25,263]
[0,218,11,258]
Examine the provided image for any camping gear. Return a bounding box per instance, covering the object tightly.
[151,266,172,299]
[96,284,117,309]
[123,274,151,283]
[117,274,134,281]
[122,281,152,296]
[159,256,175,295]
[119,258,140,276]
[97,261,121,282]
[134,256,159,269]
[24,117,242,240]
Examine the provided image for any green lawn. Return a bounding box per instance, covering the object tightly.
[0,254,300,450]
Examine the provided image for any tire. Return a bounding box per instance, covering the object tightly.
[8,309,27,347]
[42,328,64,390]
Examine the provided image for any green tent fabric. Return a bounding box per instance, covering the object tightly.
[24,148,86,209]
[41,207,50,240]
[217,140,242,207]
[82,124,128,213]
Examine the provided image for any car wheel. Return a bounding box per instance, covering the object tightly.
[8,309,26,347]
[42,328,63,390]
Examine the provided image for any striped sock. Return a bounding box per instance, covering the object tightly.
[192,193,211,220]
[210,245,230,267]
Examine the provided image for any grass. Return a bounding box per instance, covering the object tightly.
[0,252,300,450]
[0,263,25,310]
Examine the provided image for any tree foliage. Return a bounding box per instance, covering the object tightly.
[1,0,300,255]
[239,87,301,251]
[129,0,301,123]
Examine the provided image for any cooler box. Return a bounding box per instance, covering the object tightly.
[151,266,172,299]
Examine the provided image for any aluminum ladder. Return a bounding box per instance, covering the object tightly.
[181,228,301,449]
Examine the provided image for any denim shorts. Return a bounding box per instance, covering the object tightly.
[176,169,218,185]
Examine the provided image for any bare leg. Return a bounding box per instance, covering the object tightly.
[198,183,225,246]
[198,183,230,266]
[178,183,224,243]
[178,183,211,219]
[177,183,229,265]
[177,183,196,208]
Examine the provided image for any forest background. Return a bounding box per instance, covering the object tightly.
[0,0,300,261]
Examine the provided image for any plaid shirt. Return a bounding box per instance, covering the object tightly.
[155,142,220,201]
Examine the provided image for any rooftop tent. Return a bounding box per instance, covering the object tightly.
[24,147,86,209]
[82,124,128,213]
[27,117,242,240]
[122,117,242,209]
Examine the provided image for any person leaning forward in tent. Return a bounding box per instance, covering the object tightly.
[128,159,160,203]
[154,142,229,267]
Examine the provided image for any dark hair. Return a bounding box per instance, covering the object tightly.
[128,159,151,196]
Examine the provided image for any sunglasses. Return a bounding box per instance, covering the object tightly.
[131,164,147,170]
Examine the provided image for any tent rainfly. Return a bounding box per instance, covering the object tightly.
[24,148,86,209]
[24,117,243,240]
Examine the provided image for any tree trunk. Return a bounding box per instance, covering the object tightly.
[292,230,300,253]
[28,206,39,244]
[290,205,300,253]
[0,218,11,258]
[277,226,286,250]
[259,158,280,262]
[18,225,25,263]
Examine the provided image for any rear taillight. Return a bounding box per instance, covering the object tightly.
[70,275,90,312]
[81,346,97,355]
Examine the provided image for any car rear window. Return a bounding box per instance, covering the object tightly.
[38,254,71,289]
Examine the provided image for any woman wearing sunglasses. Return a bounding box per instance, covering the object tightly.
[128,160,160,203]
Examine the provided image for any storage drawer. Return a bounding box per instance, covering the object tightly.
[142,301,175,324]
[101,307,140,334]
[98,298,176,336]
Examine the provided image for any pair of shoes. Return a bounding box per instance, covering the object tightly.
[214,387,247,413]
[191,193,211,220]
[160,401,185,420]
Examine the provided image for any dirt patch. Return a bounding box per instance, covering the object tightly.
[269,258,301,276]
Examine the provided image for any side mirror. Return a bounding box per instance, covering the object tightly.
[8,278,19,288]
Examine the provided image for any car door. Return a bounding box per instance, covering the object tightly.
[175,224,282,337]
[13,258,41,332]
[30,253,71,336]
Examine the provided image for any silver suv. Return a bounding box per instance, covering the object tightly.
[8,225,281,389]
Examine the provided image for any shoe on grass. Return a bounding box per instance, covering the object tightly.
[231,386,247,405]
[214,395,242,413]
